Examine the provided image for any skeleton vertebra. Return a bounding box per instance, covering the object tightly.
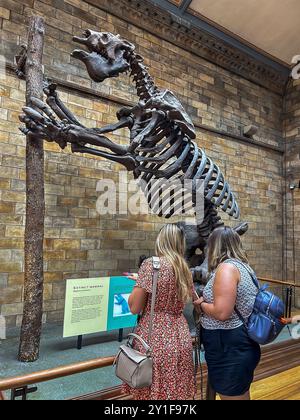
[19,30,247,281]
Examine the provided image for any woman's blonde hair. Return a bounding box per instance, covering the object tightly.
[207,226,249,273]
[155,224,193,303]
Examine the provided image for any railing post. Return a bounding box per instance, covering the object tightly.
[285,286,294,318]
[11,386,38,401]
[288,287,293,318]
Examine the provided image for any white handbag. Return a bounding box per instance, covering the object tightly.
[114,257,160,389]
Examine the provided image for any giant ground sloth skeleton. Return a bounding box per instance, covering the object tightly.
[19,30,248,282]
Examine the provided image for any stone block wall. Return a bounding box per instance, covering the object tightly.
[284,78,300,306]
[0,0,286,326]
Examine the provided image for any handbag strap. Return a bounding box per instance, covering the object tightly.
[148,256,160,345]
[127,333,151,354]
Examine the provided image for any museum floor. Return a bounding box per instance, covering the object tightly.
[250,366,300,400]
[0,324,297,400]
[0,325,123,400]
[211,366,300,400]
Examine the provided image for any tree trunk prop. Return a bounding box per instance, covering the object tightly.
[18,16,45,363]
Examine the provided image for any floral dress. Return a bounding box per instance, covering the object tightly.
[123,257,195,400]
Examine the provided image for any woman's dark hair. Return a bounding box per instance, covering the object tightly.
[207,226,249,273]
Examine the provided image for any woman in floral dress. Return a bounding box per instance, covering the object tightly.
[124,224,195,400]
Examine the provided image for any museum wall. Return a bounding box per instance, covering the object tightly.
[0,0,285,327]
[284,78,300,305]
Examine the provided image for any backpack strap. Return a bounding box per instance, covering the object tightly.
[225,258,260,290]
[234,305,247,326]
[237,260,260,290]
[148,257,160,344]
[228,260,260,326]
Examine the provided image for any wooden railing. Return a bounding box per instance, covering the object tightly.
[1,338,300,401]
[0,356,115,393]
[259,278,299,319]
[0,277,299,399]
[259,278,300,288]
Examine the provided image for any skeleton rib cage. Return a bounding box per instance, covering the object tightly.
[132,118,240,221]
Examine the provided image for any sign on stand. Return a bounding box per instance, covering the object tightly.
[63,276,137,347]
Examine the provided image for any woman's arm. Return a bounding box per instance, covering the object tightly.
[127,260,152,315]
[195,263,240,321]
[128,287,148,315]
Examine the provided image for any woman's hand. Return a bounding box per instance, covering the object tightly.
[193,296,204,306]
[127,273,138,281]
[193,297,205,314]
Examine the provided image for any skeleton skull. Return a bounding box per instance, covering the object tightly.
[72,30,135,82]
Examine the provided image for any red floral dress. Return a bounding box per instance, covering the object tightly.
[123,257,195,400]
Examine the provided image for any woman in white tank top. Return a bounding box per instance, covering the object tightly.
[194,227,261,400]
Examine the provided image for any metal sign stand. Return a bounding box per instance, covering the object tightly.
[76,329,124,350]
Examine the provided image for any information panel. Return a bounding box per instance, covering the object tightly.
[63,276,137,338]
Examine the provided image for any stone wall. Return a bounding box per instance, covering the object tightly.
[284,78,300,306]
[0,0,286,327]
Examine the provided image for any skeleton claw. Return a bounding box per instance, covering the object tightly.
[22,106,46,124]
[19,127,29,135]
[30,97,56,122]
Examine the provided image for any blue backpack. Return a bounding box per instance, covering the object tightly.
[235,263,285,345]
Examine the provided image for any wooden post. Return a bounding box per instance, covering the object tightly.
[18,16,45,362]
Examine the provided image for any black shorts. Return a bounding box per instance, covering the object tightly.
[202,325,261,397]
